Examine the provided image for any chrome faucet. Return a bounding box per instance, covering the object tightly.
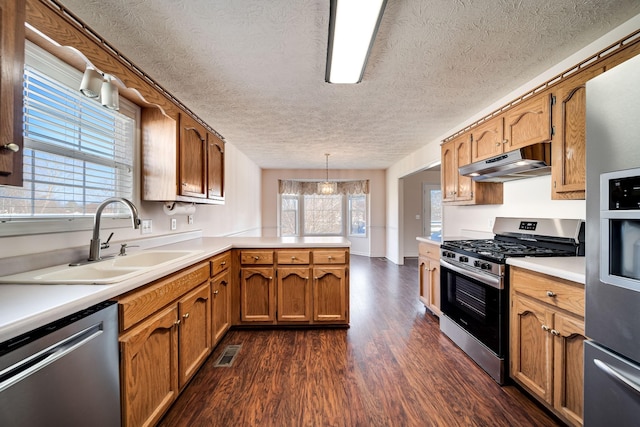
[88,197,141,261]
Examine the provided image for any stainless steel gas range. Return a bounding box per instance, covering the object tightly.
[439,217,585,384]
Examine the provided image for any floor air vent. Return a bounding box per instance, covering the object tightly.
[213,345,242,367]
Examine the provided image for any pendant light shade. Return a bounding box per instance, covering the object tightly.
[101,74,120,111]
[79,67,103,98]
[318,153,337,194]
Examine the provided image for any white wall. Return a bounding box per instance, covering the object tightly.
[0,141,262,260]
[385,14,640,264]
[261,169,386,257]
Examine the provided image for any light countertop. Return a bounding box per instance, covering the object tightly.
[0,236,350,343]
[506,256,585,284]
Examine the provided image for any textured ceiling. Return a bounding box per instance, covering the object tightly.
[56,0,640,170]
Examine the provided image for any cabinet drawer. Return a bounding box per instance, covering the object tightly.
[418,242,440,261]
[511,267,584,316]
[240,250,274,265]
[118,262,210,331]
[313,249,347,264]
[277,250,310,265]
[210,251,231,277]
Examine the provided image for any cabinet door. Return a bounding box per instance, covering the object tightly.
[179,114,207,198]
[277,267,312,322]
[0,0,25,186]
[418,256,430,307]
[455,134,473,201]
[212,270,231,345]
[553,313,586,427]
[207,132,224,201]
[120,305,179,427]
[313,266,348,323]
[240,267,276,323]
[551,67,604,200]
[178,282,211,389]
[471,116,504,162]
[510,295,554,404]
[441,140,457,202]
[503,93,552,151]
[428,259,441,316]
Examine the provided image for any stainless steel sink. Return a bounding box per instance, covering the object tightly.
[0,250,203,284]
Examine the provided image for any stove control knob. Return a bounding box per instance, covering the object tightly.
[459,256,468,263]
[474,260,481,268]
[481,263,492,270]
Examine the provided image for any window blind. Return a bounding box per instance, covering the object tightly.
[0,63,134,218]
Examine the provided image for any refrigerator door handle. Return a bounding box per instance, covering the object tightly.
[594,358,640,396]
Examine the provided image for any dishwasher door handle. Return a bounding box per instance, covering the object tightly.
[0,323,103,393]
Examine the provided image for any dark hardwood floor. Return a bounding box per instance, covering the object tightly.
[159,255,561,427]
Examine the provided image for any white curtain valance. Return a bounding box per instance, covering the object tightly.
[279,179,369,195]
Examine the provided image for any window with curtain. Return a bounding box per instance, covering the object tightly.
[278,180,368,237]
[0,42,137,235]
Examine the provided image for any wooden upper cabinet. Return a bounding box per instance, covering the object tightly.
[503,92,553,151]
[0,0,25,186]
[207,132,224,201]
[471,116,504,162]
[441,133,472,203]
[551,67,604,200]
[179,114,207,198]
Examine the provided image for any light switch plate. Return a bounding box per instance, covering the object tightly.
[141,219,152,234]
[188,215,194,225]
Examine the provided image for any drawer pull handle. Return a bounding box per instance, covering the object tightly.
[183,313,190,319]
[546,291,556,297]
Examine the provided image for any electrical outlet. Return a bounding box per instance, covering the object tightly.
[188,214,194,225]
[141,219,152,234]
[171,218,177,230]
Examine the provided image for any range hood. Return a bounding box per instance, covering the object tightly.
[459,143,551,182]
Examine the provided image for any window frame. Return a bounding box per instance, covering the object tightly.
[279,192,368,238]
[0,41,140,237]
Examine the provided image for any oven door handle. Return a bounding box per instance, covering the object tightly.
[440,259,503,290]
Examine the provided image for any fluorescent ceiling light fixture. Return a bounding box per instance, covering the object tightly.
[326,0,387,84]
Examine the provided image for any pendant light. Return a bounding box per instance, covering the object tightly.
[318,153,338,194]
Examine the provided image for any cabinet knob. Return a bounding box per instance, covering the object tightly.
[541,325,550,332]
[174,319,181,325]
[268,276,273,280]
[495,142,501,147]
[546,291,556,297]
[328,256,333,260]
[254,256,260,260]
[502,139,508,144]
[2,143,19,152]
[183,313,190,319]
[221,261,226,266]
[221,280,228,286]
[182,182,187,187]
[213,290,219,295]
[551,329,561,336]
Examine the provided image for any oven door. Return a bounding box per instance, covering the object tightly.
[440,259,507,357]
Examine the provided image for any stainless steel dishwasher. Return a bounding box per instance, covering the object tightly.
[0,300,121,426]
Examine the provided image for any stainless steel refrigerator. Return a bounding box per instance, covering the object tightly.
[584,53,640,426]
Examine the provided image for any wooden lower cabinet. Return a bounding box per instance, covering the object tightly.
[510,266,585,427]
[177,282,211,389]
[117,262,212,427]
[240,266,276,323]
[418,241,441,316]
[236,248,349,326]
[277,267,312,322]
[212,269,231,344]
[313,265,348,323]
[120,305,179,427]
